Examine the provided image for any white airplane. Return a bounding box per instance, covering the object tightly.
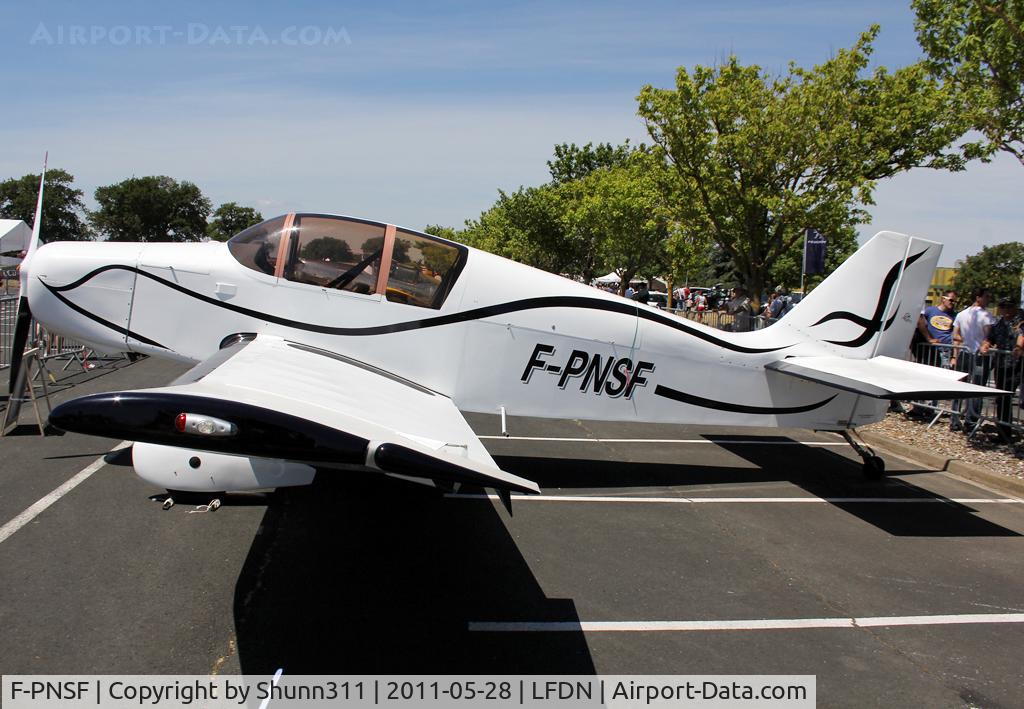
[7,166,998,504]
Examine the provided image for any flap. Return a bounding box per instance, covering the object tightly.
[50,335,538,494]
[765,355,1005,400]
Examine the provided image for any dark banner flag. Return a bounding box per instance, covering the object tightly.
[803,228,827,275]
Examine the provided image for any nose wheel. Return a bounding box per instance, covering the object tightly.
[840,430,886,480]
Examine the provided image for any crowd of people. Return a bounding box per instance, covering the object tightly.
[914,287,1023,441]
[592,279,799,332]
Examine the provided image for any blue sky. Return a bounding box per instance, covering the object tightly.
[1,0,1019,265]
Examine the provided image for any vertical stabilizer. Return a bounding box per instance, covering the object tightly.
[774,231,941,359]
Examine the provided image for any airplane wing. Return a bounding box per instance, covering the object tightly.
[765,355,1004,400]
[49,335,539,495]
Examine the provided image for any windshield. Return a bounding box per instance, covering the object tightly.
[226,215,288,276]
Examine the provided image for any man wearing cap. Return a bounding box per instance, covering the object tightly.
[917,290,957,367]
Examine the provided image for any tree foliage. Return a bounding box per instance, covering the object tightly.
[419,242,458,275]
[767,226,860,292]
[423,224,458,242]
[0,168,91,242]
[563,151,670,292]
[637,26,967,297]
[301,236,353,262]
[952,241,1024,303]
[547,141,634,183]
[90,176,211,242]
[914,0,1024,165]
[207,202,263,242]
[461,183,593,277]
[460,142,667,286]
[361,235,408,262]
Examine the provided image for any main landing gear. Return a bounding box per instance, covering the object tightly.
[839,430,886,480]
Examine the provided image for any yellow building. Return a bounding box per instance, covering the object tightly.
[924,266,957,305]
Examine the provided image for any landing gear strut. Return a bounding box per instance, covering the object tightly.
[840,430,885,480]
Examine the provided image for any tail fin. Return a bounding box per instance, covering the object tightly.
[779,231,941,359]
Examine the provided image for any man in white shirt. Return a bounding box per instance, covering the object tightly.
[950,288,996,432]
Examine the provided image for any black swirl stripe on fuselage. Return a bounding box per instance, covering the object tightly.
[43,283,167,349]
[654,384,837,414]
[811,249,927,348]
[41,265,792,355]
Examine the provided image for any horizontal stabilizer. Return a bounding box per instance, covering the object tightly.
[766,356,1005,400]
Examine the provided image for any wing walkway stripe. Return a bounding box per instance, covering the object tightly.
[469,613,1024,633]
[448,493,1020,504]
[0,441,129,545]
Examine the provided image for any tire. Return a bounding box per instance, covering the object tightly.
[862,455,885,480]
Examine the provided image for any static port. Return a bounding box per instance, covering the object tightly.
[188,456,201,469]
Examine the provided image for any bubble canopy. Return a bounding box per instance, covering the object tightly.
[227,213,467,309]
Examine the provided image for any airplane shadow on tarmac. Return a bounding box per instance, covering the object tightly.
[493,435,1020,539]
[233,474,595,675]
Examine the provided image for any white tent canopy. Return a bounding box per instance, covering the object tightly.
[0,220,31,267]
[594,272,668,289]
[0,220,30,254]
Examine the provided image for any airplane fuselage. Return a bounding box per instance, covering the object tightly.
[27,224,896,434]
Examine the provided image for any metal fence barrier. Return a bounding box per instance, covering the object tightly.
[1,295,16,370]
[907,342,1022,439]
[1,294,93,375]
[662,306,772,332]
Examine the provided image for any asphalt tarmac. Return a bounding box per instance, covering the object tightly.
[1,356,1023,708]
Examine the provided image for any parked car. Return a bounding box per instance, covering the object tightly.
[646,291,669,309]
[685,286,728,309]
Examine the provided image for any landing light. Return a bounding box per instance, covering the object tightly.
[174,413,237,437]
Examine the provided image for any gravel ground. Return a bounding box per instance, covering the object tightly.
[865,407,1024,481]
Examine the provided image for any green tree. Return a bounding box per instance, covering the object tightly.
[301,236,353,262]
[461,184,598,277]
[914,0,1024,165]
[952,241,1024,303]
[0,168,91,242]
[90,176,211,242]
[207,202,263,241]
[419,242,458,276]
[565,152,670,293]
[547,141,634,183]
[637,26,967,299]
[423,224,459,242]
[767,226,860,294]
[361,235,409,262]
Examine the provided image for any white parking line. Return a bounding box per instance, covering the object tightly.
[469,613,1024,633]
[448,493,1021,504]
[0,441,130,545]
[479,436,848,445]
